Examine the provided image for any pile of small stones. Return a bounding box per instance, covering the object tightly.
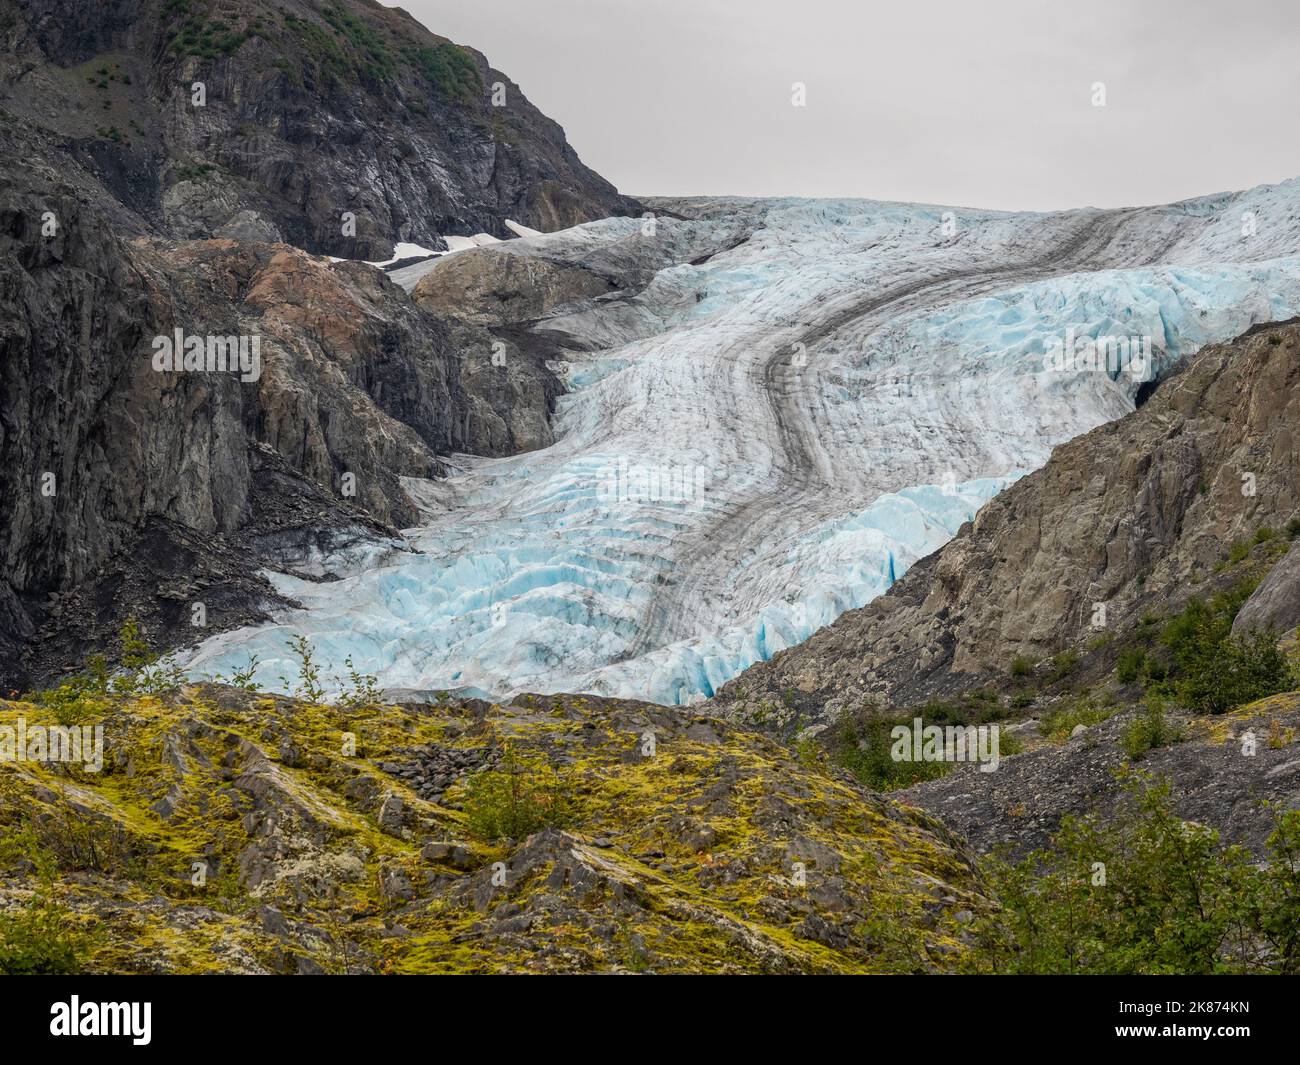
[380,743,504,804]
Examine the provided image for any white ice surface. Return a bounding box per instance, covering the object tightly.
[504,219,544,238]
[181,182,1300,705]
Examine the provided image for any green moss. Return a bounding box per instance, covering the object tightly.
[409,41,482,102]
[0,680,990,974]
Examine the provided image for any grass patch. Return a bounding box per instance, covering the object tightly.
[410,41,482,101]
[1039,697,1120,744]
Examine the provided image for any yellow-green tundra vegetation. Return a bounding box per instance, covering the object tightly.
[0,679,988,974]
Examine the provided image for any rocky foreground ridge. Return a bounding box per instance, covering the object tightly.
[0,684,984,974]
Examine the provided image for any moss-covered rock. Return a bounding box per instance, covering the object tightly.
[0,685,988,974]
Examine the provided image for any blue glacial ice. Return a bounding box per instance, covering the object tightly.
[179,181,1300,705]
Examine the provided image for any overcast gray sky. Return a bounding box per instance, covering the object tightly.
[385,0,1300,212]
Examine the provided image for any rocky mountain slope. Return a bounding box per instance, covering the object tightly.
[0,684,985,974]
[716,319,1300,722]
[0,1,642,690]
[1,0,636,258]
[897,693,1300,860]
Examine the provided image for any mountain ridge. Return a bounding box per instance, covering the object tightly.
[1,0,639,257]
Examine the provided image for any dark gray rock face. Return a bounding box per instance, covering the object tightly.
[1,0,638,258]
[0,116,473,687]
[0,2,643,688]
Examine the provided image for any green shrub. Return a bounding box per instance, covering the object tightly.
[174,161,215,183]
[1009,656,1033,679]
[827,699,1015,789]
[1184,627,1294,715]
[2,809,142,879]
[27,617,182,717]
[827,715,949,790]
[462,746,571,842]
[0,895,90,975]
[280,634,326,703]
[1154,581,1294,713]
[1287,517,1300,541]
[965,775,1300,974]
[1046,649,1079,683]
[1120,700,1184,759]
[338,655,382,709]
[1116,645,1146,684]
[215,654,262,693]
[113,618,184,695]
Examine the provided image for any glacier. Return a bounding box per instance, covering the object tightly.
[179,180,1300,706]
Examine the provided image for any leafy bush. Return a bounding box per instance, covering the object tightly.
[216,654,262,692]
[0,826,92,974]
[1120,700,1184,759]
[116,617,184,694]
[1185,628,1294,714]
[174,161,215,183]
[1287,516,1300,541]
[2,810,142,879]
[1046,649,1079,683]
[0,895,90,975]
[338,655,382,709]
[965,775,1300,974]
[1115,645,1146,684]
[1155,582,1295,713]
[829,715,951,790]
[462,746,571,842]
[827,696,1015,789]
[26,617,181,718]
[280,635,326,703]
[1009,656,1033,679]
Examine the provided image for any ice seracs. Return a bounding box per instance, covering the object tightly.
[180,181,1300,705]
